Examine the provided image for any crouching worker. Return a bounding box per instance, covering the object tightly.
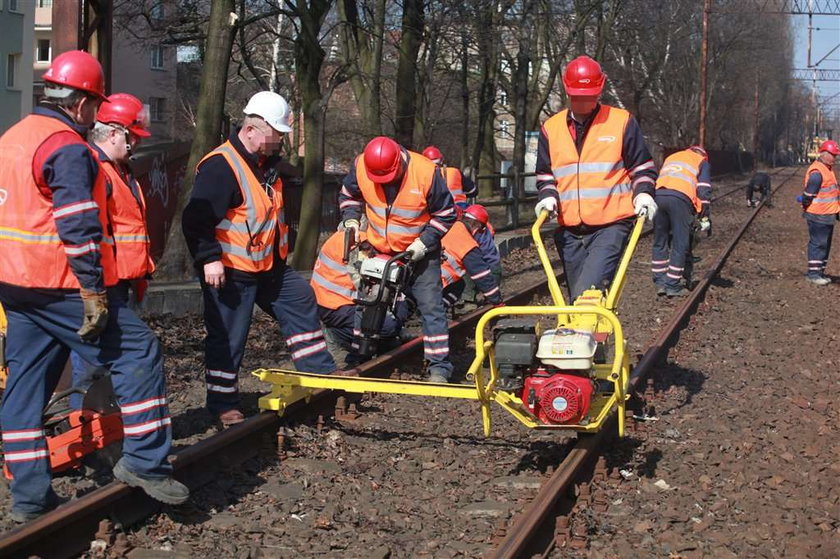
[182,91,338,428]
[441,209,503,308]
[311,230,410,366]
[746,171,772,208]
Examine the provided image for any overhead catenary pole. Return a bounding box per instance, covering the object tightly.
[699,0,711,147]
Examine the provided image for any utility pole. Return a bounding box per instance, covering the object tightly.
[753,70,760,167]
[698,0,711,147]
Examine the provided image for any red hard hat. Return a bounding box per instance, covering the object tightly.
[465,204,490,226]
[422,145,443,163]
[43,50,107,100]
[819,140,840,156]
[363,136,403,183]
[562,55,606,96]
[97,93,151,137]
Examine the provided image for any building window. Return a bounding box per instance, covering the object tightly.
[8,0,19,12]
[499,91,507,107]
[7,53,20,89]
[500,119,509,136]
[149,97,165,122]
[38,0,53,7]
[150,46,164,70]
[36,39,51,63]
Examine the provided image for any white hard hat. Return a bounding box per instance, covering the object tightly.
[243,91,292,133]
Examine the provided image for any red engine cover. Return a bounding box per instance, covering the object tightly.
[522,372,594,425]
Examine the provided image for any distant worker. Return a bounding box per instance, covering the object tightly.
[651,146,712,297]
[458,204,502,303]
[311,230,409,364]
[534,55,658,301]
[800,140,840,285]
[440,207,503,308]
[0,51,187,522]
[70,93,155,409]
[340,136,456,383]
[182,91,338,428]
[746,171,772,207]
[422,145,477,208]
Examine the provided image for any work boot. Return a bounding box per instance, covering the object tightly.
[113,459,189,505]
[9,491,65,523]
[806,275,831,286]
[216,409,246,429]
[655,283,667,296]
[428,372,450,384]
[665,285,689,298]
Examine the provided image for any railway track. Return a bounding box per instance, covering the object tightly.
[0,167,799,558]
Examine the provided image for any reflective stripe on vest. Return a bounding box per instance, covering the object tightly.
[443,166,465,203]
[310,231,359,310]
[655,149,704,213]
[356,151,435,254]
[440,221,478,287]
[805,160,840,215]
[100,158,155,280]
[198,141,288,272]
[0,114,117,289]
[543,107,633,227]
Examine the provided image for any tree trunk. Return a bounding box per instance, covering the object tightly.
[156,0,236,279]
[288,0,332,271]
[395,0,424,148]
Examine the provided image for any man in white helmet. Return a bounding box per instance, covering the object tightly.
[182,91,339,428]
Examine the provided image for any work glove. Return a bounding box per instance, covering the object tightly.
[698,217,711,233]
[534,196,558,218]
[633,193,658,222]
[800,194,813,211]
[132,279,148,304]
[406,238,428,262]
[78,289,109,342]
[338,219,360,244]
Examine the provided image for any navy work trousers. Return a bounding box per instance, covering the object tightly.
[321,303,407,366]
[554,219,634,302]
[0,283,172,517]
[201,263,336,416]
[806,218,835,278]
[652,194,696,289]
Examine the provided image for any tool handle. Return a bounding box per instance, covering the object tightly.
[342,228,353,264]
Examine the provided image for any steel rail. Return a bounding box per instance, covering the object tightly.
[490,167,800,559]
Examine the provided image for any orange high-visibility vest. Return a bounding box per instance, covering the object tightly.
[543,107,633,227]
[99,156,155,280]
[804,160,839,216]
[442,166,466,204]
[440,221,479,287]
[655,149,705,213]
[0,114,117,289]
[311,230,360,310]
[355,151,435,254]
[198,141,288,272]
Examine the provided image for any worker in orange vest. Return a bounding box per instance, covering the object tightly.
[651,146,712,297]
[339,136,456,383]
[311,230,410,363]
[801,140,840,285]
[534,55,658,301]
[440,208,503,308]
[0,51,187,522]
[422,145,477,208]
[183,91,338,428]
[69,93,156,408]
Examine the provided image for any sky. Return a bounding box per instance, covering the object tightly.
[792,13,840,119]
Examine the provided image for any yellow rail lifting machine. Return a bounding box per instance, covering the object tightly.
[254,210,645,437]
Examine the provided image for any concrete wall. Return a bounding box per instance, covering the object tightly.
[0,0,34,133]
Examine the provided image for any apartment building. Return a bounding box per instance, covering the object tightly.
[0,0,34,133]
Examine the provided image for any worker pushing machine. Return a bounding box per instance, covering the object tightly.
[0,51,187,523]
[651,146,712,297]
[182,91,338,428]
[311,230,410,364]
[422,145,477,208]
[339,136,456,383]
[800,139,840,286]
[69,92,155,409]
[440,206,503,308]
[534,55,658,301]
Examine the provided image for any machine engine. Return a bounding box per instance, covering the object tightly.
[493,322,598,425]
[354,254,410,357]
